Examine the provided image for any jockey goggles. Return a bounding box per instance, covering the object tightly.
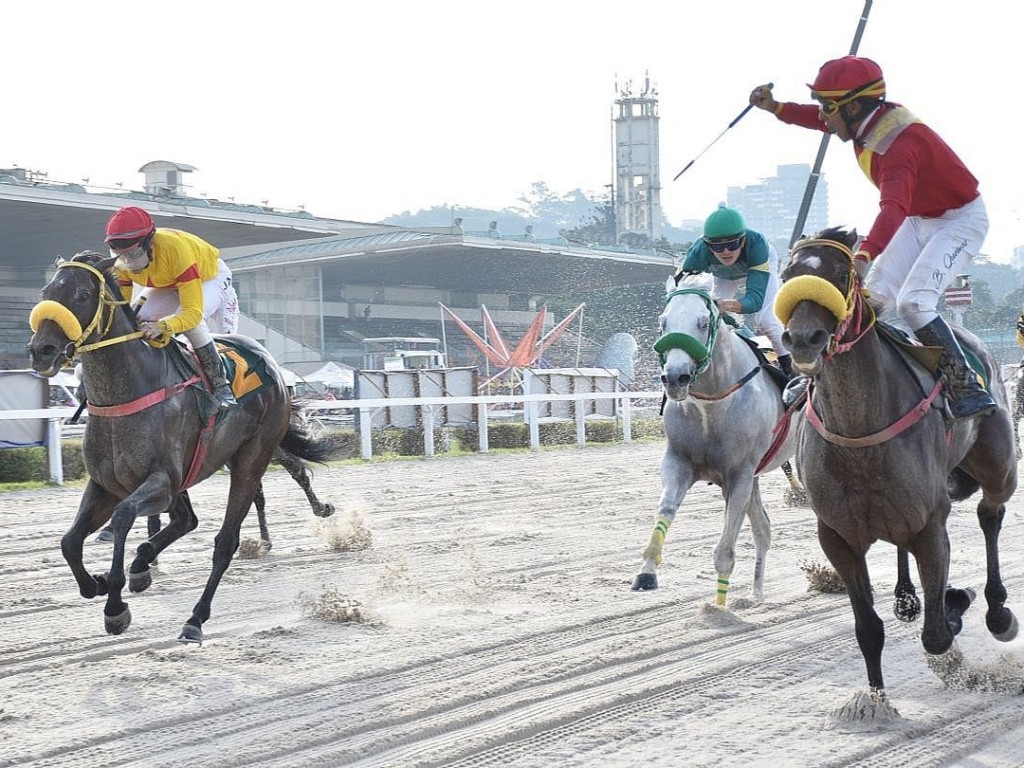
[814,77,885,117]
[705,236,744,253]
[109,240,150,272]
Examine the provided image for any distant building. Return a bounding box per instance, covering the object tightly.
[726,163,829,255]
[1012,245,1024,272]
[613,75,662,243]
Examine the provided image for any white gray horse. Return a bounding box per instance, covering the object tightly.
[633,273,804,605]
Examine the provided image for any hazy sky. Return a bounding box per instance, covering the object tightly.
[6,1,1021,261]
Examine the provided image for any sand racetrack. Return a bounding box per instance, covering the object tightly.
[3,442,1024,767]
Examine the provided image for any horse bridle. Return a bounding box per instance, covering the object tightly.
[653,287,728,377]
[29,261,144,366]
[774,237,875,358]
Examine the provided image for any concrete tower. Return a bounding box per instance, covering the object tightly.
[613,74,662,243]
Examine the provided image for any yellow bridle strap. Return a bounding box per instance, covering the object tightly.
[775,275,851,324]
[29,300,83,339]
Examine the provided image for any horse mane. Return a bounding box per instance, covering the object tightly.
[808,226,859,250]
[667,270,714,295]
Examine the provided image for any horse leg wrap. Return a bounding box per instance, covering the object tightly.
[642,517,671,565]
[716,577,730,606]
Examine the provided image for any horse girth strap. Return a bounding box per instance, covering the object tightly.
[804,378,945,448]
[86,375,202,417]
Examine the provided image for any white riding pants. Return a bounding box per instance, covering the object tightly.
[135,259,239,348]
[712,244,788,358]
[863,196,987,331]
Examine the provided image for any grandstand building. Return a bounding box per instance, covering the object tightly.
[0,162,675,372]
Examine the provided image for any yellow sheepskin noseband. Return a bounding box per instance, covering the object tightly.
[29,300,84,341]
[774,274,851,325]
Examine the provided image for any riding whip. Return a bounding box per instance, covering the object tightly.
[671,83,773,182]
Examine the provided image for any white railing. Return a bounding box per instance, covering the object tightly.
[1,392,663,485]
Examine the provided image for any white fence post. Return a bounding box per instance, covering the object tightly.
[422,406,435,457]
[478,404,489,453]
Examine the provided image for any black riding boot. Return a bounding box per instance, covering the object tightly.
[914,317,996,420]
[778,354,794,378]
[194,341,237,410]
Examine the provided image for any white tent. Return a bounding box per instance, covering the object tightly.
[279,367,300,387]
[304,361,355,389]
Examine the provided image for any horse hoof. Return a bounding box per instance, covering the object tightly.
[104,606,132,635]
[177,623,204,645]
[94,528,114,543]
[987,608,1019,642]
[893,592,921,623]
[317,503,336,518]
[631,572,659,591]
[945,587,976,636]
[128,568,152,593]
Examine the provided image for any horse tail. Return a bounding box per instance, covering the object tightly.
[278,399,348,465]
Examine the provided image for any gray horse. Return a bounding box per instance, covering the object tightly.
[777,227,1018,721]
[632,273,803,605]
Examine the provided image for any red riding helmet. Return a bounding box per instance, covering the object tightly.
[104,206,155,244]
[808,55,886,102]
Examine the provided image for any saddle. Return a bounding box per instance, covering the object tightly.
[876,321,993,418]
[734,330,789,394]
[167,338,270,421]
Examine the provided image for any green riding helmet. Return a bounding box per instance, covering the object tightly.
[703,205,746,240]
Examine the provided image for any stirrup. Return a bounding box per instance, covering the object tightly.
[213,384,238,410]
[783,377,808,408]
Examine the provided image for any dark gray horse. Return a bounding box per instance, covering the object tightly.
[27,252,343,644]
[777,227,1017,721]
[632,273,804,605]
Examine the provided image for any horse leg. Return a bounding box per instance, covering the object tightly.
[179,468,262,644]
[713,472,756,606]
[976,499,1019,641]
[632,452,693,592]
[743,480,771,603]
[280,450,334,518]
[909,518,958,656]
[1013,372,1024,459]
[253,482,272,548]
[61,480,118,599]
[817,519,886,694]
[129,492,199,593]
[103,475,175,636]
[779,460,807,506]
[94,513,162,545]
[893,547,921,622]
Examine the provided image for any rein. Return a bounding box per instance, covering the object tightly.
[32,260,196,420]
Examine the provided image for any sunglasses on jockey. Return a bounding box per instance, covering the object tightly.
[705,236,745,254]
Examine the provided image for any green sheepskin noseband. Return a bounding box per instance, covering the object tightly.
[653,288,722,374]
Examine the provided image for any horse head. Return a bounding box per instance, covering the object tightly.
[654,272,722,401]
[776,227,865,376]
[27,250,132,375]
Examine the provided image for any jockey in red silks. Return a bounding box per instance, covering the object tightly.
[749,56,995,420]
[105,205,239,410]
